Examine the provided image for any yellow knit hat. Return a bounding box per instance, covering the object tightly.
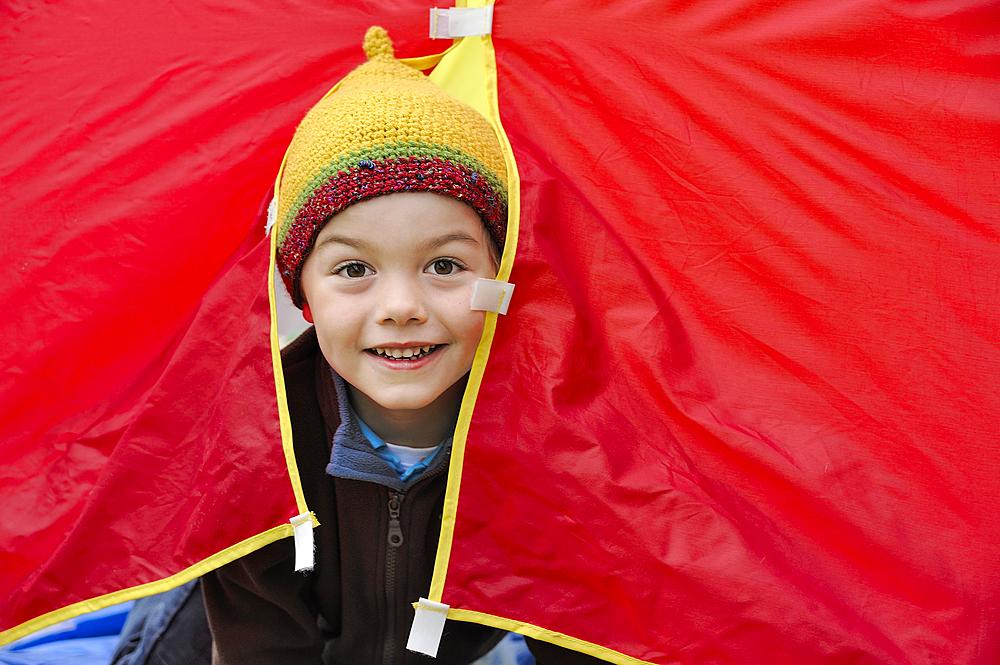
[276,26,508,306]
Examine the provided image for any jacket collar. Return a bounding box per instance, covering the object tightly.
[317,356,451,492]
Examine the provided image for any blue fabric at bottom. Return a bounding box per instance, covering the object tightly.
[474,633,535,665]
[0,602,131,665]
[0,636,122,665]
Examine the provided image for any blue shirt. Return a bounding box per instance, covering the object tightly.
[355,416,444,482]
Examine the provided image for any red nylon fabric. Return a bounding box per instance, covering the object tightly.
[444,2,1000,663]
[2,1,998,661]
[0,0,436,636]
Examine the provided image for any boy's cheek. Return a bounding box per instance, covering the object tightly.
[456,313,489,368]
[313,336,347,376]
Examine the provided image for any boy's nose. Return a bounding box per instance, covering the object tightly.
[375,275,428,325]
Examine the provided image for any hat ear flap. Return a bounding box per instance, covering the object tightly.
[302,303,314,324]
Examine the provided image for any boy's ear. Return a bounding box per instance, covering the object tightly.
[302,303,314,324]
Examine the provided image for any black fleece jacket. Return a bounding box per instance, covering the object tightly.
[202,329,602,665]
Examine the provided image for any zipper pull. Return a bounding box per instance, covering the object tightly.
[387,492,404,547]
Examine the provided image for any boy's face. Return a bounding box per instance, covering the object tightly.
[300,192,498,417]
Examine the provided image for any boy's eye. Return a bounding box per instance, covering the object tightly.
[333,262,373,278]
[428,259,463,275]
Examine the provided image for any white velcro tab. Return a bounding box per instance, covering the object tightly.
[290,512,314,572]
[265,196,277,236]
[470,278,514,315]
[406,598,450,657]
[429,5,494,39]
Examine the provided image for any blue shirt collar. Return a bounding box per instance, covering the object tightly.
[325,367,450,490]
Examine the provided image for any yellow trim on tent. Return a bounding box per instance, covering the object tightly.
[0,524,294,647]
[448,609,654,665]
[269,185,311,516]
[427,2,518,603]
[424,4,652,664]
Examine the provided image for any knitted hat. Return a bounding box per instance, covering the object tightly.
[275,26,509,307]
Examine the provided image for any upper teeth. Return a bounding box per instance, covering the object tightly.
[373,345,435,358]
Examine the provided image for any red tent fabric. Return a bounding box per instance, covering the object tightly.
[2,1,999,663]
[432,2,1000,663]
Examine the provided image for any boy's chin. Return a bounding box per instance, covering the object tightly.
[360,377,468,414]
[368,392,439,412]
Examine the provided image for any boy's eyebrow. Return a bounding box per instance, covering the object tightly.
[418,232,481,251]
[314,234,373,252]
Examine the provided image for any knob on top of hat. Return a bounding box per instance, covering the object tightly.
[363,26,395,61]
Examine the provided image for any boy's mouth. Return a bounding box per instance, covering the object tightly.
[365,344,442,361]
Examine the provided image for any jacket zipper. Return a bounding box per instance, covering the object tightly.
[380,456,450,665]
[382,490,404,665]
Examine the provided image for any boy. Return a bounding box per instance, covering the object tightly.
[201,26,601,665]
